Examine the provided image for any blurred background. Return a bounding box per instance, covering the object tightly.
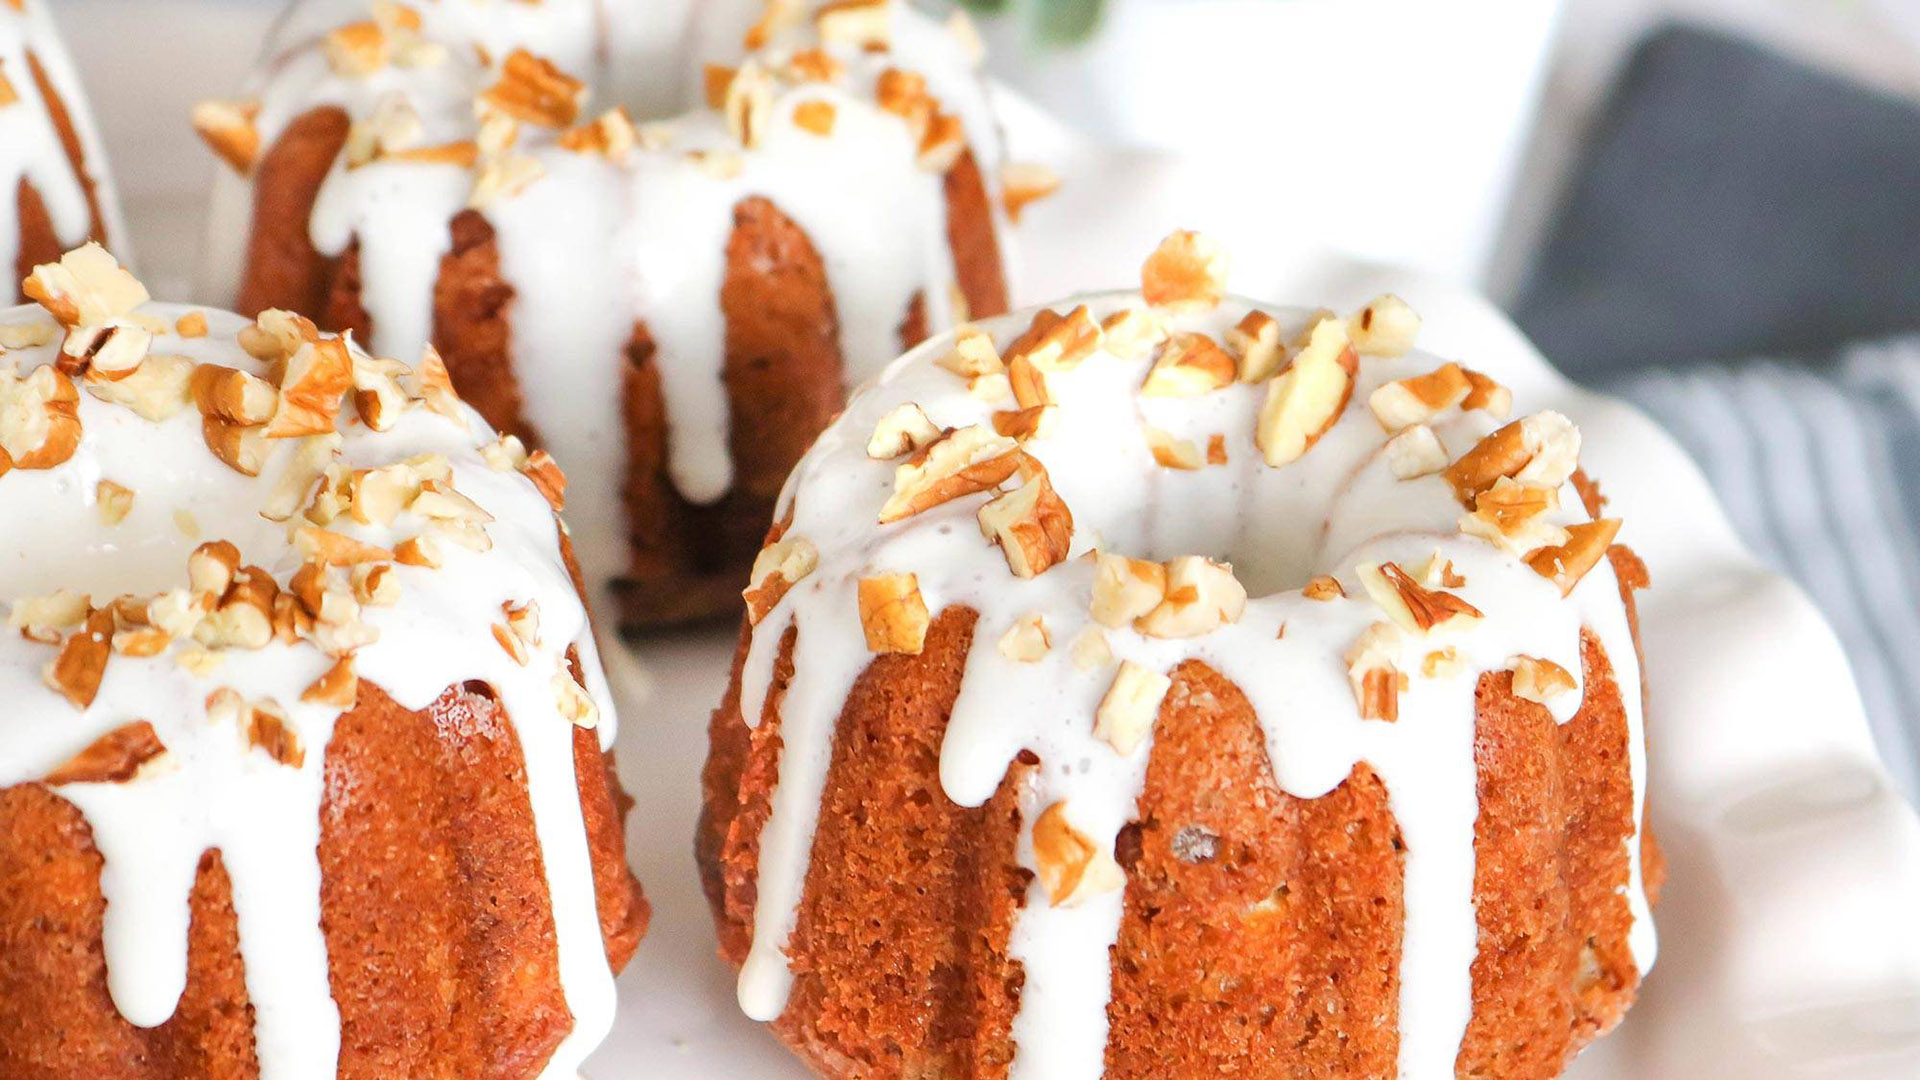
[57,0,1920,797]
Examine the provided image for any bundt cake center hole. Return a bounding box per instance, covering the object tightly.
[1100,528,1321,600]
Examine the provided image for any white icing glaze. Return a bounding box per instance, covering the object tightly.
[0,0,124,282]
[0,301,620,1080]
[204,0,1008,602]
[733,293,1658,1078]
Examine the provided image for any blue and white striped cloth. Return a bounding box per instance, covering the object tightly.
[1616,340,1920,800]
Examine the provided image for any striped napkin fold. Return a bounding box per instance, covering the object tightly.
[1612,340,1920,800]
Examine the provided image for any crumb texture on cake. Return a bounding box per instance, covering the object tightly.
[700,234,1659,1079]
[1,0,122,297]
[198,0,1026,627]
[0,246,645,1080]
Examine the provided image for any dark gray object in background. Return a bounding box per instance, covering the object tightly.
[1513,24,1920,378]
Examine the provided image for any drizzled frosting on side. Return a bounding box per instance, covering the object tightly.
[199,0,1011,598]
[731,237,1657,1079]
[0,247,620,1080]
[0,0,123,280]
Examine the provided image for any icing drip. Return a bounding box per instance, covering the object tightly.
[0,300,620,1080]
[206,0,1008,599]
[734,293,1658,1078]
[0,0,122,279]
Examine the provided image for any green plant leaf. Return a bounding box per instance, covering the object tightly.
[1034,0,1108,45]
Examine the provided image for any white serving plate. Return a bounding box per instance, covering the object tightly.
[53,2,1920,1077]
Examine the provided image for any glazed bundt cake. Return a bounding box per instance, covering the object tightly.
[0,246,645,1079]
[699,233,1662,1079]
[1,0,122,299]
[196,0,1022,629]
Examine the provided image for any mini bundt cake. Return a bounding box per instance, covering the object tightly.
[0,246,645,1079]
[1,0,122,299]
[699,233,1662,1079]
[197,0,1023,629]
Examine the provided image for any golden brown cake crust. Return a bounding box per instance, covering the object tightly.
[0,791,260,1080]
[235,105,350,321]
[16,178,67,298]
[0,677,644,1080]
[1109,662,1404,1080]
[778,610,1030,1080]
[1454,628,1640,1078]
[701,618,792,968]
[12,51,110,300]
[321,682,567,1080]
[943,150,1009,322]
[319,212,537,454]
[617,196,849,628]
